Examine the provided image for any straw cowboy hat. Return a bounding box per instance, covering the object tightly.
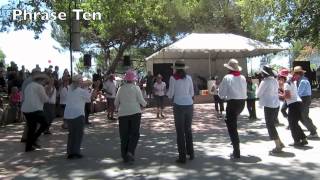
[124,69,137,81]
[72,74,83,82]
[261,65,276,76]
[172,60,189,69]
[224,59,242,71]
[82,77,92,85]
[293,66,306,74]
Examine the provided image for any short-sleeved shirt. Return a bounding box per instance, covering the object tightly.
[284,81,301,105]
[153,81,166,96]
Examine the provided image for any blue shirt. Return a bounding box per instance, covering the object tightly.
[297,76,312,97]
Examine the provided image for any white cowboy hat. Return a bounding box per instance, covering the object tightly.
[172,60,189,69]
[224,59,242,71]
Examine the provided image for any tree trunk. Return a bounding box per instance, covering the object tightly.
[107,46,127,74]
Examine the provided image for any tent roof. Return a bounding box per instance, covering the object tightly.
[146,33,286,60]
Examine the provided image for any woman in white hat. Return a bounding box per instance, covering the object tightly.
[218,59,247,159]
[257,65,284,153]
[64,74,91,159]
[167,60,194,164]
[115,69,147,163]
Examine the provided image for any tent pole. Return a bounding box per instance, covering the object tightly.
[209,52,211,79]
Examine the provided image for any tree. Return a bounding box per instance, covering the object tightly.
[237,0,320,47]
[1,0,250,73]
[0,49,5,63]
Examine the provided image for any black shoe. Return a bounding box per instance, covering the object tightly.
[109,117,117,121]
[230,153,240,159]
[301,139,308,146]
[20,138,26,143]
[73,154,83,159]
[33,143,41,149]
[44,130,52,135]
[175,158,186,164]
[25,147,36,152]
[189,154,194,160]
[67,154,75,159]
[127,152,135,162]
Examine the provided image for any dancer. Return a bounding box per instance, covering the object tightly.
[64,75,91,159]
[211,77,224,118]
[21,73,50,152]
[284,69,308,147]
[103,74,117,120]
[153,74,166,118]
[167,60,195,163]
[246,76,257,120]
[115,69,147,163]
[293,66,318,138]
[257,65,284,153]
[218,59,247,159]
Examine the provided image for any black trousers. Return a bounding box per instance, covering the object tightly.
[84,103,91,124]
[225,99,245,155]
[214,95,224,112]
[300,96,317,134]
[173,104,194,160]
[23,111,48,151]
[246,99,257,119]
[264,107,280,140]
[288,102,307,143]
[280,101,288,118]
[118,113,141,160]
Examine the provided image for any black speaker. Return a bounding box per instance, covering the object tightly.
[83,54,91,67]
[123,55,131,66]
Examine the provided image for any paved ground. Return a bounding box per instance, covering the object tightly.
[1,99,320,180]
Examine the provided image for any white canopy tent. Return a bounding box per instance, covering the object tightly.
[146,33,286,79]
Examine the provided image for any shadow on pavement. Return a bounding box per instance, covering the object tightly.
[0,103,319,179]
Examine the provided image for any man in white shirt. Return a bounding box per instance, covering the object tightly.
[21,74,50,152]
[103,74,117,120]
[218,59,247,159]
[284,71,308,147]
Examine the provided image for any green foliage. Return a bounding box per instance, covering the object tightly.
[0,49,5,62]
[1,0,252,72]
[237,0,320,47]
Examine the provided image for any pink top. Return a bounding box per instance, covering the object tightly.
[10,92,22,104]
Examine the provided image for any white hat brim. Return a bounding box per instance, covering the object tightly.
[171,65,189,69]
[224,64,242,71]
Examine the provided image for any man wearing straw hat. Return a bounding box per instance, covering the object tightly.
[218,59,247,159]
[293,66,318,138]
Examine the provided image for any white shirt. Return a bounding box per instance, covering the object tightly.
[59,86,69,105]
[103,80,117,98]
[256,77,280,108]
[218,74,247,100]
[115,83,147,117]
[21,82,49,113]
[64,87,91,119]
[167,75,194,105]
[83,87,92,103]
[284,81,302,105]
[47,87,57,104]
[153,81,166,96]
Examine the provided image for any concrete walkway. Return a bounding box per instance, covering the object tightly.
[1,99,320,180]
